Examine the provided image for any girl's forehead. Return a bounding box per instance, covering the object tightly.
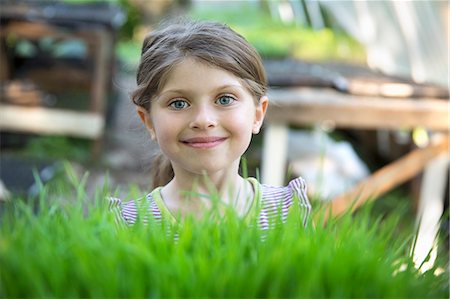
[160,58,245,92]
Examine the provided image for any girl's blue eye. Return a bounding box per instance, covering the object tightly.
[169,100,189,110]
[216,95,235,106]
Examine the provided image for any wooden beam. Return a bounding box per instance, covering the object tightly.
[325,135,449,219]
[267,87,449,131]
[1,21,72,40]
[0,105,104,139]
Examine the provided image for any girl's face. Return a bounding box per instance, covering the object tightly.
[137,58,268,177]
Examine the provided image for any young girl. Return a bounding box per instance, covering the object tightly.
[110,20,311,229]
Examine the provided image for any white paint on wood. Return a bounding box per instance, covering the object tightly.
[0,105,104,139]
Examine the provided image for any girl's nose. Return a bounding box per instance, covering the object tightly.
[189,105,217,129]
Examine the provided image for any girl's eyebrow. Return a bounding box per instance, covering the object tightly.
[160,84,245,95]
[215,84,245,92]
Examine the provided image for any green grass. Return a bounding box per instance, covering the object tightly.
[0,167,448,298]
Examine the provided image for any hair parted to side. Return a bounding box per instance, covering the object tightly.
[132,19,268,189]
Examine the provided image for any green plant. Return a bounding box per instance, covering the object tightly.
[0,166,448,298]
[116,40,142,70]
[21,136,91,162]
[189,4,365,61]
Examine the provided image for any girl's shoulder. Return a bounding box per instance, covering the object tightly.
[255,177,311,226]
[260,176,307,193]
[258,177,309,203]
[108,192,162,225]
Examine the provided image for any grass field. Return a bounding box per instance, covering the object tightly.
[0,166,448,298]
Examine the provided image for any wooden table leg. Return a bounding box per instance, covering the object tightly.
[261,123,288,186]
[413,138,449,271]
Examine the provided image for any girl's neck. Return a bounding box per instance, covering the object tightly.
[160,169,254,218]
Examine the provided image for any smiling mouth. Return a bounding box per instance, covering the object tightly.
[181,137,227,149]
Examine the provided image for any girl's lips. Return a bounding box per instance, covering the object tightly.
[181,136,227,149]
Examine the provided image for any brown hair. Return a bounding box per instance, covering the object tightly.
[132,19,268,189]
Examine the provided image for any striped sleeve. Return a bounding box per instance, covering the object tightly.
[107,197,127,229]
[259,177,311,229]
[288,177,311,226]
[107,194,162,226]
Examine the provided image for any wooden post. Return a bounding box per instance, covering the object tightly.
[0,38,9,81]
[86,27,113,157]
[261,123,289,186]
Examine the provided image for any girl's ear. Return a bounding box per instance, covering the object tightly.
[136,106,156,140]
[253,96,269,134]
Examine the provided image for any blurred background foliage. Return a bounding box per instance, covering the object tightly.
[113,0,366,68]
[188,3,365,61]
